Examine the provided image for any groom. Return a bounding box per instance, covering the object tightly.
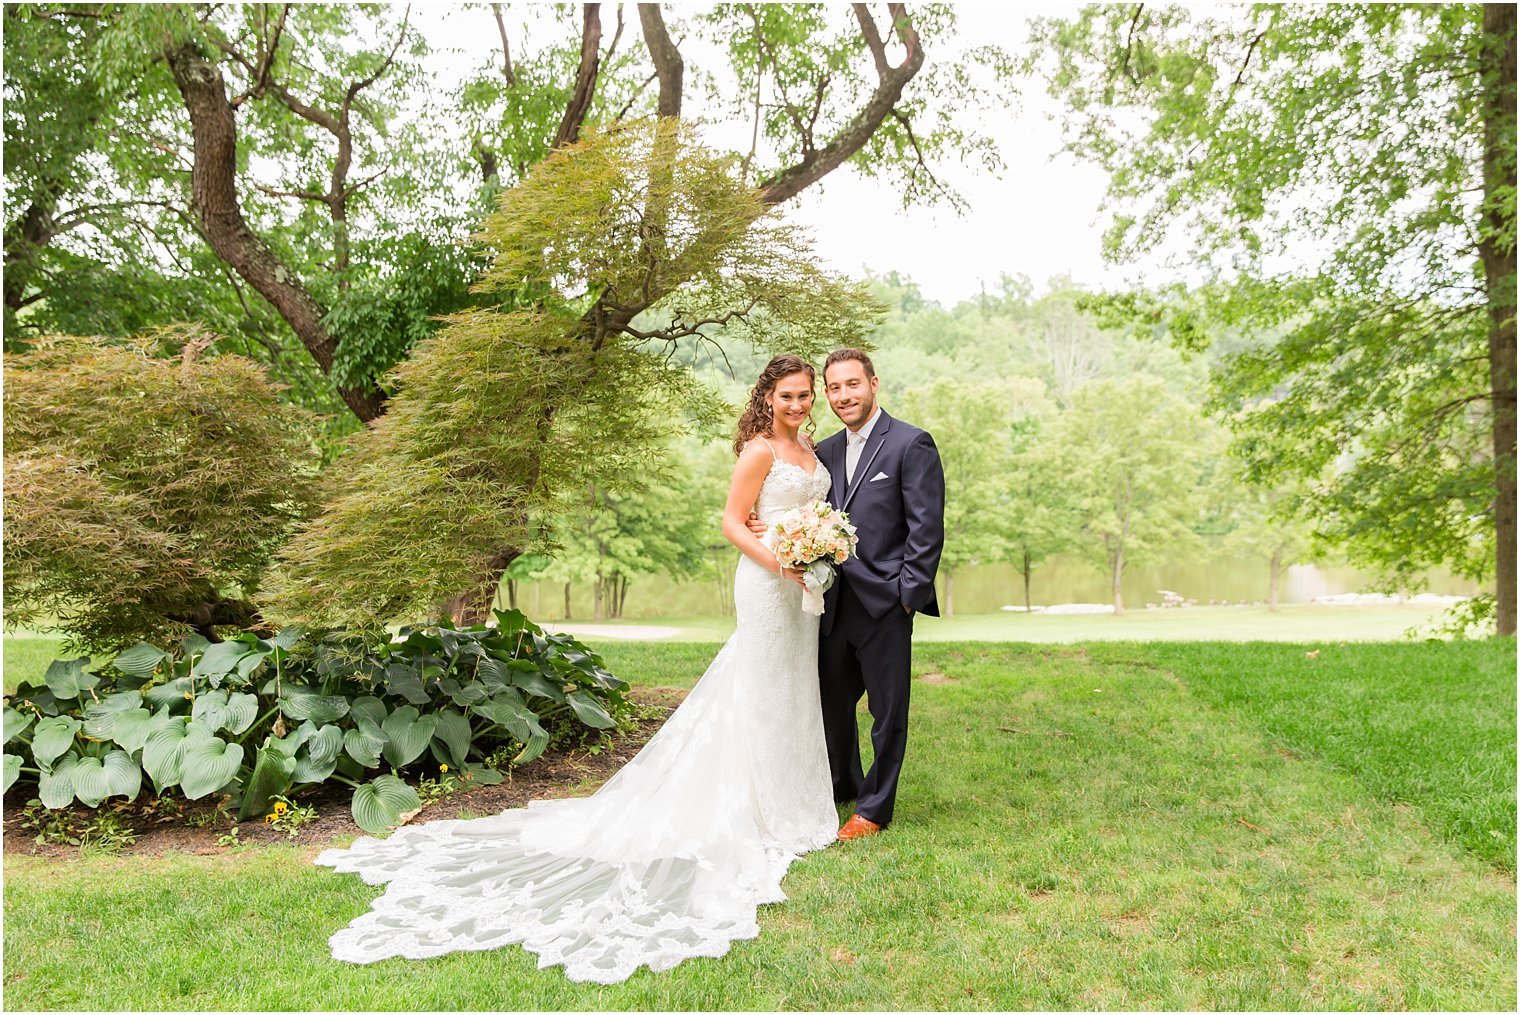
[750,348,945,840]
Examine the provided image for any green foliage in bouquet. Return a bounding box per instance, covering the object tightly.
[3,327,324,652]
[259,120,882,631]
[3,610,632,835]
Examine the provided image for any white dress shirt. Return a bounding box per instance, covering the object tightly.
[844,407,881,486]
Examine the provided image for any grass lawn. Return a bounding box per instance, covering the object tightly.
[3,639,1514,1010]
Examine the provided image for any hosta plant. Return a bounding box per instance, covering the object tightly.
[3,609,631,834]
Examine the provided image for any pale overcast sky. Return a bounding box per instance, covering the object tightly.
[412,2,1160,307]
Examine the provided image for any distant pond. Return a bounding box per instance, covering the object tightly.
[507,554,1480,621]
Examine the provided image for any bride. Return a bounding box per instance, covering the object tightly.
[315,354,839,984]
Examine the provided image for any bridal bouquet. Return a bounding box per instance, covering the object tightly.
[772,500,858,616]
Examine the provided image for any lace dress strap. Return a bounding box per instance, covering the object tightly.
[756,437,778,460]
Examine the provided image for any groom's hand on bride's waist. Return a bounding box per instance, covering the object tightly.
[746,512,768,537]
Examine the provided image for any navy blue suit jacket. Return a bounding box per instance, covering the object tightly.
[818,410,946,632]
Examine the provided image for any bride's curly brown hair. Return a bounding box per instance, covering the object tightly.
[733,354,817,455]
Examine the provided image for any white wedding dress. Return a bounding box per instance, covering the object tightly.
[315,446,838,983]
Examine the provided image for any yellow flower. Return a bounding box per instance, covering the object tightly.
[439,764,449,773]
[273,801,288,814]
[264,813,277,824]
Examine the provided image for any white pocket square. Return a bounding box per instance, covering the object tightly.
[869,471,890,482]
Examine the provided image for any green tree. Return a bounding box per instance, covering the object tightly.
[3,328,322,651]
[1050,376,1212,613]
[545,468,713,622]
[898,377,1051,615]
[4,4,461,426]
[1217,476,1318,612]
[1032,3,1517,634]
[1002,428,1079,613]
[258,122,877,631]
[9,4,1014,427]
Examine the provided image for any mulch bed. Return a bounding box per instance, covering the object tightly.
[3,686,687,860]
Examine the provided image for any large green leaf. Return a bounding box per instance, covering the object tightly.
[141,717,203,789]
[235,650,269,680]
[566,690,618,730]
[382,663,430,705]
[179,735,244,800]
[350,774,421,835]
[431,709,472,767]
[472,694,549,765]
[511,670,567,703]
[82,691,146,741]
[110,642,170,678]
[237,746,297,821]
[38,753,78,808]
[490,607,533,638]
[380,706,438,768]
[474,656,513,691]
[348,695,387,731]
[108,709,155,753]
[269,626,304,650]
[292,724,343,784]
[31,715,82,769]
[279,687,351,723]
[343,727,386,768]
[2,753,20,793]
[462,763,504,786]
[3,707,34,746]
[194,640,250,680]
[69,749,142,807]
[43,658,98,701]
[445,681,488,707]
[144,677,194,712]
[191,690,260,736]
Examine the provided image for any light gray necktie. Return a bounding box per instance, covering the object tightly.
[845,428,866,485]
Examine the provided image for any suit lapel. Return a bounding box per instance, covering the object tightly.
[842,411,892,512]
[824,434,846,507]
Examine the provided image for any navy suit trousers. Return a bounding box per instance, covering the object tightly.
[818,574,914,825]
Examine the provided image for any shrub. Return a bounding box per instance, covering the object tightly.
[2,327,323,652]
[3,609,632,834]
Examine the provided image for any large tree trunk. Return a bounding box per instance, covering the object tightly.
[1022,549,1033,612]
[593,575,604,621]
[563,582,573,620]
[507,578,518,610]
[943,571,954,617]
[443,549,519,627]
[165,43,385,423]
[1482,3,1517,637]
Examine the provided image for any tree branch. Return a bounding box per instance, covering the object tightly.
[638,3,684,118]
[555,4,604,148]
[757,2,927,206]
[254,183,328,203]
[166,42,384,423]
[1117,3,1145,87]
[491,2,516,84]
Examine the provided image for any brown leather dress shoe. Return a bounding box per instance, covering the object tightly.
[836,814,884,841]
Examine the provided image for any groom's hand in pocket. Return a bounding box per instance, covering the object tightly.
[746,511,768,537]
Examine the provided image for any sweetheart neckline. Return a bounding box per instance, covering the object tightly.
[770,456,825,479]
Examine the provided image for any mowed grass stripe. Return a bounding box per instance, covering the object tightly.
[4,642,1512,1010]
[1096,639,1517,871]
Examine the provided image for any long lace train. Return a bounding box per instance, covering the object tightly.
[315,453,837,983]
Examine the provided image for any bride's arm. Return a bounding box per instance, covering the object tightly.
[723,444,805,585]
